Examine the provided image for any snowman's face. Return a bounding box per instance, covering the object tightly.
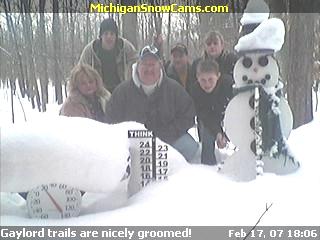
[233,53,279,88]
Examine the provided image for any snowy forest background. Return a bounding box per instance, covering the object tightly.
[1,0,320,226]
[0,0,319,128]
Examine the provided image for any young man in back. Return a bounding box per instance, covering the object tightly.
[79,18,137,93]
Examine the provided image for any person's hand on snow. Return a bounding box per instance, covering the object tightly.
[216,132,228,149]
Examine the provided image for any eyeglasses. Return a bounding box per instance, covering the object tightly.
[140,45,159,58]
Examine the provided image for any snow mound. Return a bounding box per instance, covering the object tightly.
[1,118,319,226]
[1,117,142,193]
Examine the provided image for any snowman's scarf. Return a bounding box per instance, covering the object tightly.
[233,82,295,164]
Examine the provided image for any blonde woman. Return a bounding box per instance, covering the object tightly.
[60,64,111,122]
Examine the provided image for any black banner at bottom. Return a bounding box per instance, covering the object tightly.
[0,226,319,240]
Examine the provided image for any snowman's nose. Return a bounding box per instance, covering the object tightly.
[253,67,258,73]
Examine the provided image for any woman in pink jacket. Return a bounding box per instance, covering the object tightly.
[60,64,111,122]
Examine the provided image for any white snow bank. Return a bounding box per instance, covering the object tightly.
[1,117,134,193]
[1,119,319,226]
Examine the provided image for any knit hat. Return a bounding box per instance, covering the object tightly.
[99,18,118,38]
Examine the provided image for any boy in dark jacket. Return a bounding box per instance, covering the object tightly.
[191,59,233,165]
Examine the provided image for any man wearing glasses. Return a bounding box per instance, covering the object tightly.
[105,45,199,163]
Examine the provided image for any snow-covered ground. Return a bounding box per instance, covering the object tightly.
[1,86,319,226]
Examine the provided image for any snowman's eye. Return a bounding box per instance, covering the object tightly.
[258,56,269,67]
[242,57,253,68]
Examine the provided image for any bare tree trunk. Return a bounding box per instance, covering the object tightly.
[52,1,63,104]
[69,13,75,67]
[287,13,314,128]
[266,0,287,12]
[230,0,241,43]
[197,0,212,43]
[3,0,26,98]
[21,2,41,111]
[84,13,91,45]
[0,24,6,82]
[198,13,211,39]
[166,11,171,58]
[140,14,145,48]
[39,0,49,111]
[120,0,138,48]
[122,13,138,48]
[152,12,163,59]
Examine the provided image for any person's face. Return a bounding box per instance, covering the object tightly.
[77,73,98,97]
[171,51,188,70]
[205,37,224,59]
[137,55,161,85]
[197,71,220,93]
[101,31,116,50]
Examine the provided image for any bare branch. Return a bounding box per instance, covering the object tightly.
[243,203,273,240]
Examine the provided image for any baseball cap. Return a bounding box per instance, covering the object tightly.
[139,45,160,60]
[171,43,188,55]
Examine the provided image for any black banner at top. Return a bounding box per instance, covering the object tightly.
[0,0,320,13]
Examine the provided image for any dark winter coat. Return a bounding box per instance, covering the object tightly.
[191,74,233,138]
[165,61,194,95]
[60,90,108,122]
[78,37,137,91]
[105,74,196,144]
[191,50,238,88]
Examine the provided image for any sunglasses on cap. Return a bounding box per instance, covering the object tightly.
[140,45,160,59]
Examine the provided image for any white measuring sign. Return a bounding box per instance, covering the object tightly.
[128,130,169,195]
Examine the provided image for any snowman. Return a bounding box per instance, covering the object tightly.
[220,4,300,181]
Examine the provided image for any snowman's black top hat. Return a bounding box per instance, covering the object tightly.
[239,23,261,38]
[237,48,275,56]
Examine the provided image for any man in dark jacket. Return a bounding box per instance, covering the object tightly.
[105,45,199,162]
[191,59,233,165]
[165,43,193,94]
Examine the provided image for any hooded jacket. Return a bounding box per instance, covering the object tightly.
[105,63,196,144]
[78,37,137,89]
